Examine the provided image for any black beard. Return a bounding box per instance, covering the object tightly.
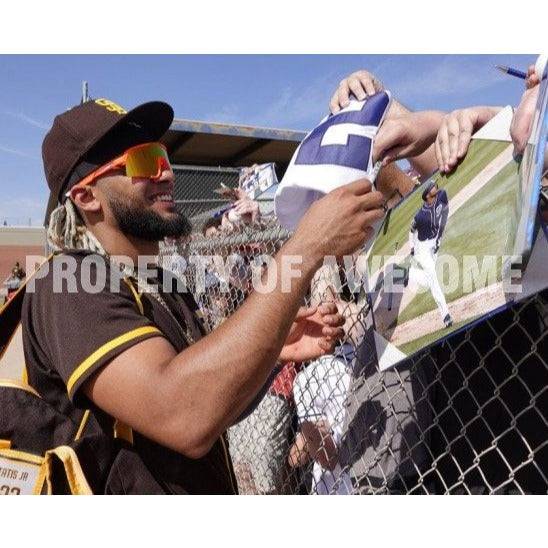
[108,197,192,241]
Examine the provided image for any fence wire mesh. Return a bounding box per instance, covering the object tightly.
[160,214,547,495]
[172,165,240,221]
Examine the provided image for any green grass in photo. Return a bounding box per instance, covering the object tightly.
[368,139,510,272]
[395,158,519,325]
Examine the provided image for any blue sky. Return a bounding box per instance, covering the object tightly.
[0,54,536,225]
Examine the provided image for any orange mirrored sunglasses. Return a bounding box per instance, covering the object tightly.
[67,142,172,196]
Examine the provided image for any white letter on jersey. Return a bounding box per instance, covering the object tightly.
[321,123,378,147]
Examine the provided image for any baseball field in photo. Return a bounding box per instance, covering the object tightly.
[367,138,521,357]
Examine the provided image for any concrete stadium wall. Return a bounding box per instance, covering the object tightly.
[0,227,46,247]
[0,227,47,296]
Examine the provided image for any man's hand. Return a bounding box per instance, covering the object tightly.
[220,212,236,233]
[233,188,250,201]
[232,198,260,224]
[511,65,540,155]
[329,70,384,113]
[373,111,445,165]
[435,106,501,173]
[525,63,541,89]
[279,303,345,363]
[329,73,445,177]
[289,420,339,471]
[293,178,385,262]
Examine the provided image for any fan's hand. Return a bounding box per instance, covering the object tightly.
[279,303,344,363]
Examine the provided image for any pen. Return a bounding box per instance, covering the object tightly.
[495,64,527,80]
[370,160,383,190]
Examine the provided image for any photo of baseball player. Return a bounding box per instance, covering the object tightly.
[365,121,526,361]
[405,181,453,328]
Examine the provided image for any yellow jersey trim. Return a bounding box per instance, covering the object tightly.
[66,326,161,396]
[0,447,44,465]
[123,278,144,315]
[74,410,90,441]
[0,378,40,397]
[44,446,93,495]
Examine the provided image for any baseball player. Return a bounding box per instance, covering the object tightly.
[405,181,453,328]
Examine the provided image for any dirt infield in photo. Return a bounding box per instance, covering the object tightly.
[389,281,506,347]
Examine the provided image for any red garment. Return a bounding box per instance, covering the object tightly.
[269,361,302,400]
[6,289,17,301]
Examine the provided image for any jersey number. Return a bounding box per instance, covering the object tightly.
[295,92,390,171]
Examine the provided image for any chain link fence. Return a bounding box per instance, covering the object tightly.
[160,208,547,495]
[172,165,240,221]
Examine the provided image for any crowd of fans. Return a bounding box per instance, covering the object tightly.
[159,64,547,494]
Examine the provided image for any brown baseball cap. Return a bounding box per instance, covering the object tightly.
[42,97,174,225]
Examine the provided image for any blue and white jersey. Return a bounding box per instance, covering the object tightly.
[275,91,392,230]
[411,189,449,242]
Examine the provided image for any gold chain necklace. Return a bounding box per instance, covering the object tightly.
[111,256,197,346]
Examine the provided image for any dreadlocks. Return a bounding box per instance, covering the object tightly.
[46,199,107,255]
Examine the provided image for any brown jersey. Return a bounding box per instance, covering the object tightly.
[21,251,237,494]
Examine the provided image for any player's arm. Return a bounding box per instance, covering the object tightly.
[85,242,322,459]
[436,190,449,242]
[84,180,385,459]
[437,205,449,241]
[409,218,417,255]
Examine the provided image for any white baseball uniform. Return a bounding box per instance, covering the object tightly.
[408,237,450,321]
[293,350,354,495]
[408,189,450,322]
